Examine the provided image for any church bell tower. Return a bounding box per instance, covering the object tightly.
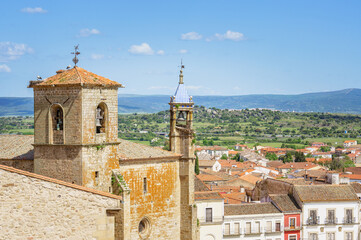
[169,64,197,239]
[29,46,123,192]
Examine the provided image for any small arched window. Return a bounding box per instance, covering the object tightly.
[96,103,107,134]
[51,104,64,144]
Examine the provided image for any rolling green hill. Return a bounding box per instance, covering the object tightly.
[1,88,361,116]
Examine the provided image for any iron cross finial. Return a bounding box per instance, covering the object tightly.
[71,44,80,66]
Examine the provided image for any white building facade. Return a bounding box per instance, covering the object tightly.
[195,192,224,240]
[223,203,283,240]
[293,185,360,240]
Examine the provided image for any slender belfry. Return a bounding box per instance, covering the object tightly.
[169,65,197,240]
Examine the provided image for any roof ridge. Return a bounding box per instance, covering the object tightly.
[0,164,122,200]
[74,66,83,84]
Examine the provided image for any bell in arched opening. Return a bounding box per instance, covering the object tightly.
[177,111,187,122]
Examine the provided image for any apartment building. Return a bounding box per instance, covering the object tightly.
[293,185,360,240]
[223,203,283,240]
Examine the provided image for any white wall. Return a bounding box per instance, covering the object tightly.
[196,199,224,240]
[223,213,283,240]
[302,201,360,240]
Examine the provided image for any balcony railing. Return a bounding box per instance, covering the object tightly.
[306,217,320,225]
[199,217,224,224]
[325,217,338,225]
[244,229,262,235]
[343,217,356,224]
[284,226,301,231]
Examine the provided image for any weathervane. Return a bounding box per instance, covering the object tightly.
[71,45,80,66]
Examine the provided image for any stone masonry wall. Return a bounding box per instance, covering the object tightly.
[33,87,82,144]
[34,145,82,185]
[119,159,181,240]
[82,87,119,144]
[0,159,33,172]
[0,168,121,240]
[82,144,120,192]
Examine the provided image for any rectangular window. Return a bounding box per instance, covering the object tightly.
[266,221,272,232]
[245,222,251,234]
[309,233,318,240]
[275,221,281,231]
[289,218,296,229]
[143,177,147,193]
[234,222,240,234]
[255,221,260,233]
[95,171,99,185]
[327,209,335,224]
[309,210,318,224]
[346,209,353,223]
[289,235,297,240]
[224,223,230,235]
[206,208,212,222]
[345,232,353,240]
[327,232,335,240]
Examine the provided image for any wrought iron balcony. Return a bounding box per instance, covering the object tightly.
[325,217,338,225]
[343,217,356,224]
[306,217,320,225]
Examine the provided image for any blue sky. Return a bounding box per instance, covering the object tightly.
[0,0,360,97]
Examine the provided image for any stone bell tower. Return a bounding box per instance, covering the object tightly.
[29,50,123,192]
[169,65,197,239]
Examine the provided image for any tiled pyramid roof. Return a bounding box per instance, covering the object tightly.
[32,66,123,87]
[173,83,191,103]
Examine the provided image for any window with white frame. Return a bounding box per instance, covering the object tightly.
[234,222,240,234]
[224,223,230,235]
[327,232,335,240]
[309,233,318,240]
[245,222,251,234]
[345,232,353,240]
[289,235,297,240]
[266,221,272,232]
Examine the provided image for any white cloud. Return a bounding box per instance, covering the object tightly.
[91,54,104,60]
[21,7,47,13]
[78,28,100,37]
[156,50,165,55]
[128,43,154,55]
[214,30,246,41]
[181,32,202,40]
[0,64,11,72]
[0,42,33,62]
[179,49,188,54]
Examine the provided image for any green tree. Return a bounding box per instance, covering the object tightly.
[265,152,278,161]
[194,154,200,175]
[221,154,228,160]
[294,151,306,162]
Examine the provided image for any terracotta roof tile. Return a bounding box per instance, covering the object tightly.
[294,185,358,202]
[269,194,301,213]
[224,203,281,216]
[194,191,223,200]
[194,175,210,192]
[0,135,34,160]
[351,182,361,193]
[0,164,122,200]
[32,66,123,88]
[197,174,225,182]
[221,192,246,204]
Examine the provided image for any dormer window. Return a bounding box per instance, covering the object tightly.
[96,103,107,134]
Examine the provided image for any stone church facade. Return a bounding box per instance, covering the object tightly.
[0,65,198,240]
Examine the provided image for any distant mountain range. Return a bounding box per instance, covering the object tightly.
[1,88,361,116]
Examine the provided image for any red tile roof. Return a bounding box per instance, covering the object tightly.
[31,66,123,88]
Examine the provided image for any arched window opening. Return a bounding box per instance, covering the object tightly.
[51,105,64,144]
[54,107,63,130]
[96,103,107,134]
